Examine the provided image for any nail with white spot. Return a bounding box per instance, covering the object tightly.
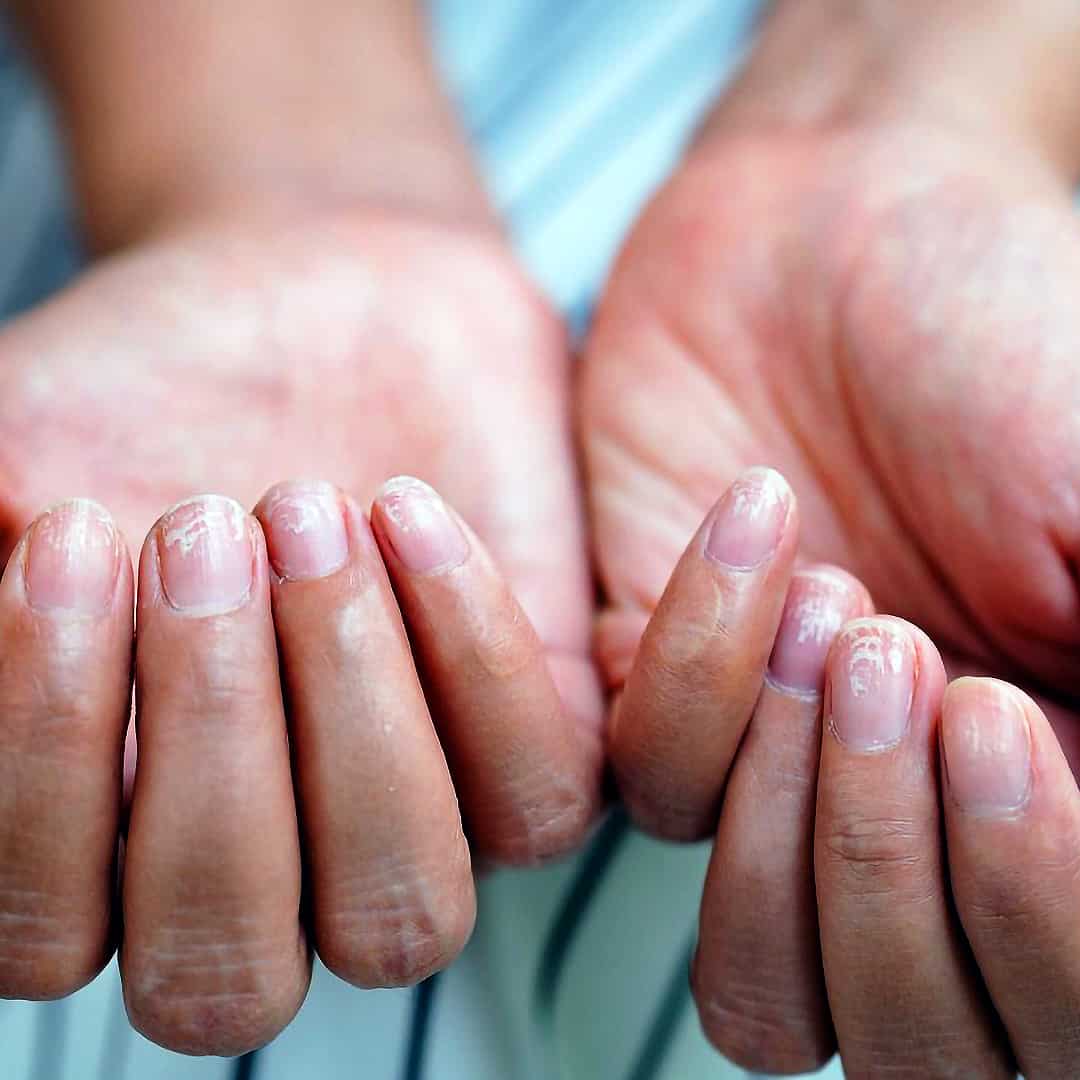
[373,476,469,575]
[768,569,867,694]
[705,467,792,570]
[942,679,1032,816]
[25,498,120,616]
[259,481,349,582]
[827,618,914,752]
[156,495,254,615]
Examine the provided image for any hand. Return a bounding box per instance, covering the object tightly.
[0,472,600,1057]
[582,1,1080,1074]
[615,472,1080,1078]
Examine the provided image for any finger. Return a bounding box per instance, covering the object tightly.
[942,677,1080,1078]
[815,617,1011,1079]
[370,476,602,866]
[609,466,798,841]
[122,495,309,1056]
[0,500,133,999]
[255,482,475,988]
[694,567,871,1074]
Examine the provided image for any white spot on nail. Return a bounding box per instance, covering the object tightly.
[728,469,789,522]
[793,589,845,647]
[161,496,246,556]
[840,621,910,698]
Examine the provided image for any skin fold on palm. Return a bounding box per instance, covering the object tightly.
[583,121,1080,769]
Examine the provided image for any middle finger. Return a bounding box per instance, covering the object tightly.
[815,616,1011,1078]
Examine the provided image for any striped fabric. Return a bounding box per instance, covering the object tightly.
[0,3,850,1078]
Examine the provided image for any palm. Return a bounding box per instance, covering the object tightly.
[583,125,1080,762]
[0,211,595,711]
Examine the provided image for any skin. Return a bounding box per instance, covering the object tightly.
[4,0,1080,1072]
[584,1,1080,1075]
[0,0,602,1056]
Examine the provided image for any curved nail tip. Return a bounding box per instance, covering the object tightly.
[375,475,439,501]
[158,495,249,554]
[38,496,116,522]
[258,479,341,506]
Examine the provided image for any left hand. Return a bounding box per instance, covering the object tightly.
[609,470,1080,1079]
[580,3,1080,1070]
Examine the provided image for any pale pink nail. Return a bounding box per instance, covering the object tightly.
[943,680,1032,815]
[260,482,349,581]
[374,476,469,574]
[827,618,915,752]
[768,570,864,693]
[705,468,791,569]
[156,495,254,614]
[25,499,119,615]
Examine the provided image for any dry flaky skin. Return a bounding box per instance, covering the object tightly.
[582,121,1080,765]
[0,208,599,725]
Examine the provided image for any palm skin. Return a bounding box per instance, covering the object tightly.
[583,122,1080,764]
[0,210,599,724]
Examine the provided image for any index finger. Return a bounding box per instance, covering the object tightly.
[609,467,798,840]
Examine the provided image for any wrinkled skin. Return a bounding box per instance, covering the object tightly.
[583,123,1080,765]
[0,211,599,723]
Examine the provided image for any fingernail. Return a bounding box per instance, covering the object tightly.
[768,570,864,694]
[156,495,254,614]
[827,618,915,752]
[374,476,469,574]
[943,681,1031,815]
[705,468,791,569]
[25,499,119,615]
[260,482,349,581]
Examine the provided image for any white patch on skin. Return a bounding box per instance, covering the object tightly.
[335,597,367,652]
[161,496,247,556]
[24,369,55,404]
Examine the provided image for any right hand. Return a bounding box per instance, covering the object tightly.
[0,210,603,1056]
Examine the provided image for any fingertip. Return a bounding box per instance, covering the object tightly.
[254,480,349,582]
[5,498,128,618]
[766,566,872,696]
[942,678,1034,817]
[703,466,797,571]
[141,494,261,617]
[371,475,470,575]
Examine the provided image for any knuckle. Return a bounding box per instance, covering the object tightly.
[818,813,936,900]
[483,779,597,866]
[122,934,306,1056]
[620,785,715,843]
[962,823,1080,934]
[317,858,476,988]
[692,970,833,1076]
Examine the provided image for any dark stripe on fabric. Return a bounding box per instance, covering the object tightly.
[535,807,630,1019]
[624,931,695,1080]
[401,972,442,1080]
[232,1050,260,1080]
